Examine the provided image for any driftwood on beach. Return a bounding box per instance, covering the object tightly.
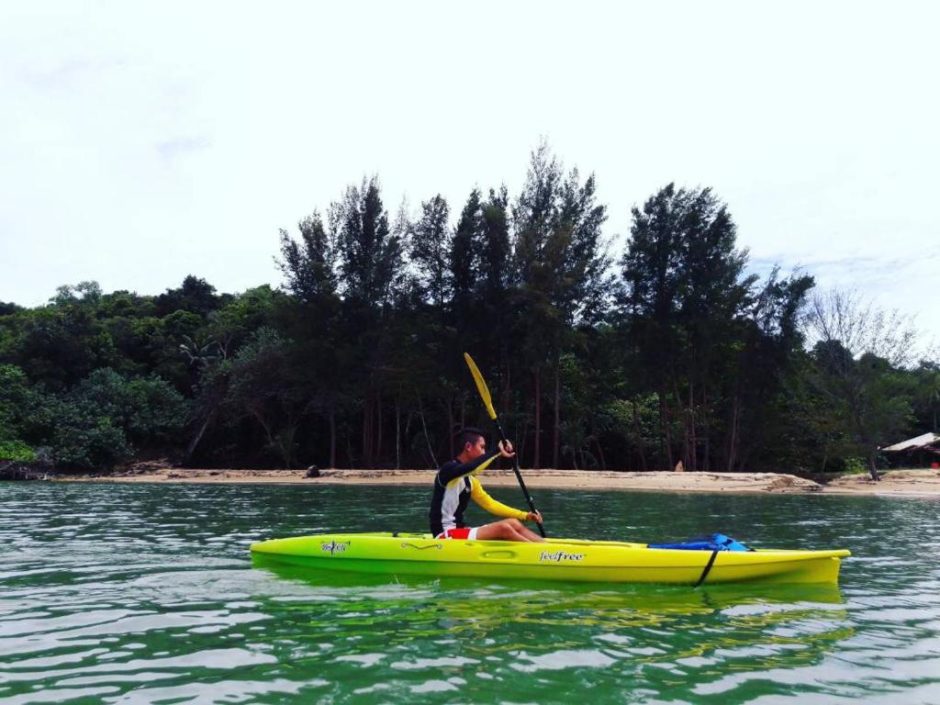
[0,461,53,481]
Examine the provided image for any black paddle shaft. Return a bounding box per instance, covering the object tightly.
[492,418,546,538]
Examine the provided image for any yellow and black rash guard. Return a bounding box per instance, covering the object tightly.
[429,452,528,536]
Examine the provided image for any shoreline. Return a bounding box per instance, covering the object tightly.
[52,467,940,496]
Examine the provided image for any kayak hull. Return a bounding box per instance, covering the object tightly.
[250,533,850,585]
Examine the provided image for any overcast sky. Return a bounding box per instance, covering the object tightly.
[2,1,937,347]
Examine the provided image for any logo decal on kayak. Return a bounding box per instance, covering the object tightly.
[401,542,443,550]
[321,540,349,555]
[539,550,585,563]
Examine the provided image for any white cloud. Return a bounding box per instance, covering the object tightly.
[0,0,938,344]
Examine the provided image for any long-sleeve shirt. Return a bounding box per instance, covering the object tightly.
[428,451,528,537]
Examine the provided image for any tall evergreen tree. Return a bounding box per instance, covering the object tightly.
[451,188,484,327]
[725,268,815,471]
[512,144,609,467]
[479,187,512,297]
[334,176,403,308]
[409,195,452,309]
[278,212,337,303]
[331,177,403,467]
[621,184,753,471]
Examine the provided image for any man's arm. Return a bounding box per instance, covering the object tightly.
[437,452,499,485]
[469,476,528,520]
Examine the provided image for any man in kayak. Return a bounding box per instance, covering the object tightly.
[430,428,544,541]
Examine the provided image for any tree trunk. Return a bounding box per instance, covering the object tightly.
[395,398,401,470]
[456,395,465,460]
[867,448,880,481]
[376,389,383,467]
[672,381,689,471]
[405,411,414,466]
[417,393,438,468]
[702,384,711,471]
[250,406,277,459]
[183,408,216,466]
[686,378,697,471]
[631,401,647,471]
[361,394,372,469]
[447,397,455,458]
[502,363,511,418]
[328,407,337,469]
[659,388,673,471]
[553,356,561,469]
[533,367,541,469]
[593,434,607,471]
[726,392,740,472]
[280,422,298,469]
[519,420,530,464]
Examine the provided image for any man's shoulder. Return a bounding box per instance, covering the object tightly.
[435,459,462,486]
[437,459,460,474]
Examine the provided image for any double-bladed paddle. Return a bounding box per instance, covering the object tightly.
[463,353,546,537]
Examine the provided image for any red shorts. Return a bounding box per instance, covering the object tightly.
[436,527,478,540]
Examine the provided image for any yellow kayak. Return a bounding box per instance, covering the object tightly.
[250,533,850,585]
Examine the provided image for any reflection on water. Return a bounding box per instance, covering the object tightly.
[1,483,939,704]
[253,558,852,690]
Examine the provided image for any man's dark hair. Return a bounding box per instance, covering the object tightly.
[456,427,485,451]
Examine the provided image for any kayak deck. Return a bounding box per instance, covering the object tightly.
[250,532,850,585]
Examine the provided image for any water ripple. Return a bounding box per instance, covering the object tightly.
[3,484,940,703]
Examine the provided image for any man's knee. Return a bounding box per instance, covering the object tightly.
[477,522,514,540]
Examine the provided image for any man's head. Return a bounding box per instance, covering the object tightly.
[456,427,486,459]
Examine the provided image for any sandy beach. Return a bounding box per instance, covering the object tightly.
[57,466,940,496]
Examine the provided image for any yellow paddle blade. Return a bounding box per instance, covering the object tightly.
[463,353,498,420]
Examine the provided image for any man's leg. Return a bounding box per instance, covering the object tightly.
[475,518,544,542]
[515,522,544,541]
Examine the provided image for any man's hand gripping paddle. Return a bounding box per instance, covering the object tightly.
[463,353,546,537]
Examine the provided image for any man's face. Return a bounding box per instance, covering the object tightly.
[465,436,486,459]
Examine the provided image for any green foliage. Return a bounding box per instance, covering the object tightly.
[222,328,309,467]
[68,369,187,444]
[7,299,112,389]
[408,195,452,308]
[604,396,662,452]
[0,145,930,473]
[42,369,189,470]
[0,301,22,316]
[334,177,403,307]
[0,364,32,435]
[155,276,223,318]
[911,360,940,432]
[619,184,764,470]
[802,291,920,479]
[0,439,36,462]
[278,213,337,303]
[0,363,50,450]
[51,411,133,470]
[842,457,868,475]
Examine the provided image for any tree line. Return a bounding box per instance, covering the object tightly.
[2,145,938,478]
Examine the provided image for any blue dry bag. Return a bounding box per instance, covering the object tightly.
[648,532,751,552]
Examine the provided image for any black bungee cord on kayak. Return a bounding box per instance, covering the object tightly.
[694,549,721,587]
[647,533,755,588]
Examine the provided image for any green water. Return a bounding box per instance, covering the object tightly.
[2,483,939,704]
